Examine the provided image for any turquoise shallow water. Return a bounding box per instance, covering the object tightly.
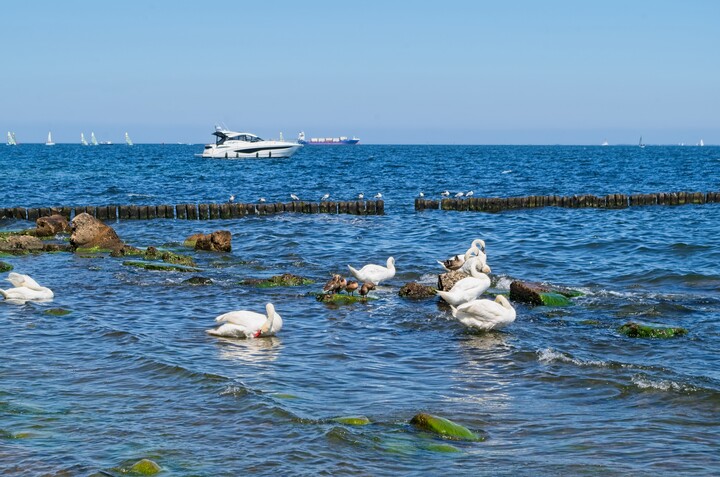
[1,144,720,475]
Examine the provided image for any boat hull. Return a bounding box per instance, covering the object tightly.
[201,143,302,159]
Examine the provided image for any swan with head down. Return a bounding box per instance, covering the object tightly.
[450,295,516,331]
[436,260,491,306]
[459,239,490,274]
[207,303,283,339]
[1,273,54,302]
[438,239,489,272]
[348,257,395,285]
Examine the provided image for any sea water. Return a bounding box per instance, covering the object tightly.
[1,144,719,475]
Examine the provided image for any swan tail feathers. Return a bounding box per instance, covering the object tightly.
[0,289,7,299]
[347,265,360,279]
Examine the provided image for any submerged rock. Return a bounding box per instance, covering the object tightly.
[128,458,161,475]
[398,282,437,299]
[44,308,71,316]
[123,261,200,272]
[183,276,213,285]
[243,273,315,288]
[187,230,232,252]
[409,413,483,441]
[618,322,688,339]
[331,416,371,426]
[509,280,577,306]
[35,214,70,237]
[0,261,12,272]
[70,212,124,251]
[315,293,373,305]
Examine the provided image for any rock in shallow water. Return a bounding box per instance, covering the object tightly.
[398,282,437,299]
[128,458,161,475]
[409,412,483,441]
[618,322,688,339]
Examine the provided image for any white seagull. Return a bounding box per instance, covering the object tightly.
[357,193,364,200]
[258,197,266,203]
[418,192,425,197]
[229,194,235,203]
[454,192,464,198]
[290,193,300,201]
[441,190,450,197]
[207,303,283,339]
[374,193,382,199]
[466,191,474,197]
[348,257,396,285]
[450,295,516,331]
[321,193,330,201]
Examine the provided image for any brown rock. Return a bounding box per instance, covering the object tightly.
[35,214,70,236]
[70,212,124,251]
[509,281,550,306]
[194,230,232,252]
[399,282,437,299]
[0,235,45,252]
[437,270,468,291]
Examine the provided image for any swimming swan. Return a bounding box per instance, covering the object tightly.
[348,257,395,285]
[450,295,516,331]
[436,261,491,306]
[207,303,283,338]
[1,273,54,301]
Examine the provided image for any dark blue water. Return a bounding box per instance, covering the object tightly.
[2,144,720,476]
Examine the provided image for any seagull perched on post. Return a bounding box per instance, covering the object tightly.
[441,190,450,197]
[290,193,300,201]
[229,194,235,203]
[454,192,464,198]
[357,193,364,200]
[374,193,382,199]
[466,191,474,198]
[418,192,425,197]
[321,193,330,201]
[258,197,266,203]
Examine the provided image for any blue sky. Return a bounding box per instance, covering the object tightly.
[2,1,718,144]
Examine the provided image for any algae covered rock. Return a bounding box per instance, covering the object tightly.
[618,322,688,339]
[398,282,436,299]
[243,273,315,288]
[315,293,373,305]
[123,261,200,272]
[510,280,577,306]
[331,416,371,426]
[129,458,161,475]
[0,261,12,272]
[44,308,71,316]
[183,276,213,285]
[410,413,483,441]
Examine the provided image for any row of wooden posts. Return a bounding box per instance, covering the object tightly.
[0,200,385,221]
[415,191,720,212]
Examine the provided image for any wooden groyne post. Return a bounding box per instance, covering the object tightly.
[0,200,385,221]
[415,192,718,212]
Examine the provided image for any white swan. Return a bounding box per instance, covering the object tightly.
[436,261,491,306]
[207,303,282,339]
[450,295,516,331]
[1,273,54,301]
[460,239,490,274]
[348,257,395,285]
[6,272,43,290]
[438,239,488,272]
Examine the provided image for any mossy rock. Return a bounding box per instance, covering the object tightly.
[143,246,196,267]
[539,292,572,307]
[44,308,71,316]
[314,293,374,304]
[331,416,371,426]
[410,413,483,442]
[618,322,688,339]
[123,261,200,272]
[398,282,437,299]
[183,276,213,285]
[128,458,162,475]
[243,273,315,288]
[421,442,462,453]
[75,246,114,254]
[0,261,12,272]
[271,393,300,400]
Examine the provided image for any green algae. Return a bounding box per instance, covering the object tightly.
[421,442,462,453]
[271,393,300,400]
[539,292,572,307]
[123,261,200,272]
[618,322,688,339]
[44,308,71,316]
[243,273,315,288]
[410,413,483,442]
[0,261,12,272]
[314,293,375,305]
[331,416,371,426]
[128,458,162,475]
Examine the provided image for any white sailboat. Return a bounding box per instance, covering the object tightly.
[125,132,133,146]
[7,131,17,146]
[46,131,55,146]
[639,136,645,148]
[699,139,704,147]
[601,139,609,146]
[80,133,88,146]
[90,132,99,146]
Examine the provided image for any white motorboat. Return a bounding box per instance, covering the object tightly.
[199,127,302,159]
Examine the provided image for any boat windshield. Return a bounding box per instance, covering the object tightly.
[215,133,264,145]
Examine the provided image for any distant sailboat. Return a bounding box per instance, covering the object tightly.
[7,131,17,146]
[80,133,88,146]
[125,132,133,146]
[90,132,99,146]
[639,136,645,148]
[46,131,55,146]
[601,139,609,146]
[699,139,704,147]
